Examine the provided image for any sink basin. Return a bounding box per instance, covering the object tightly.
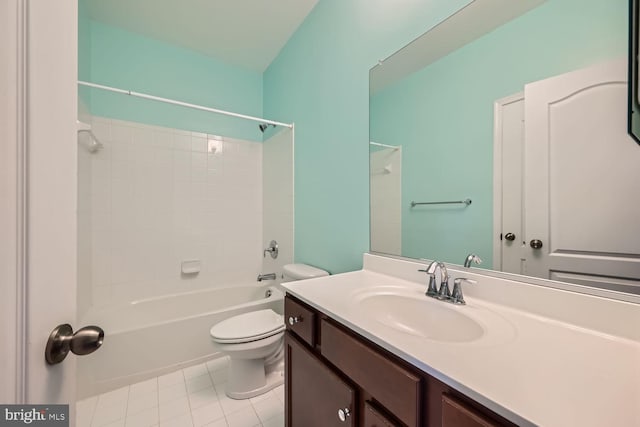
[358,293,484,342]
[352,286,516,345]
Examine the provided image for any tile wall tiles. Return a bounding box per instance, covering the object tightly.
[80,117,266,309]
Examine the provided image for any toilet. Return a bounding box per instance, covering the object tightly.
[209,263,329,399]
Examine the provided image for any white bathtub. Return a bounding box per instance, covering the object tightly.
[77,285,284,398]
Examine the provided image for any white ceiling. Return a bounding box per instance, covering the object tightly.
[83,0,319,72]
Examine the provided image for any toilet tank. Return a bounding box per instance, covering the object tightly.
[282,264,329,282]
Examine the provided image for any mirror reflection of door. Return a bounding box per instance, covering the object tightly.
[495,59,640,293]
[493,93,525,274]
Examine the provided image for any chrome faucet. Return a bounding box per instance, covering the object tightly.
[463,253,482,268]
[418,261,450,299]
[257,273,276,282]
[451,278,477,305]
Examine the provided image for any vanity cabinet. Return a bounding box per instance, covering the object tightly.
[284,294,517,427]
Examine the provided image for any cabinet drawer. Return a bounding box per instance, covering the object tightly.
[363,401,402,427]
[442,394,503,427]
[321,319,421,427]
[285,296,316,347]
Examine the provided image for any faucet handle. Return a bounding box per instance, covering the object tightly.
[451,278,477,305]
[418,267,438,297]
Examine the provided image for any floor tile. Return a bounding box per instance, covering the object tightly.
[272,385,284,404]
[97,420,126,427]
[224,408,260,427]
[77,396,98,426]
[126,392,158,416]
[183,363,209,379]
[188,387,218,410]
[130,378,158,397]
[97,387,130,408]
[261,413,285,427]
[92,402,127,427]
[206,357,229,374]
[158,382,187,404]
[159,396,190,422]
[248,392,271,405]
[209,369,228,386]
[79,363,283,427]
[124,407,158,427]
[251,395,283,424]
[217,393,251,416]
[191,401,225,427]
[202,419,228,427]
[158,371,185,388]
[159,413,193,427]
[186,374,213,394]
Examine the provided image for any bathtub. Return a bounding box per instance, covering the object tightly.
[76,285,284,399]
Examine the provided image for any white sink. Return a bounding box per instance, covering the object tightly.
[352,285,515,345]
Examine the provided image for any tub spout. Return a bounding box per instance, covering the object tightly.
[257,273,276,282]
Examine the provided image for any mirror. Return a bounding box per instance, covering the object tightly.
[370,0,640,297]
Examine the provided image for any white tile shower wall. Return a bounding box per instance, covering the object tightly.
[370,148,402,254]
[262,129,294,281]
[86,117,263,307]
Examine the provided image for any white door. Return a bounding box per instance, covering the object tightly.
[524,59,640,292]
[493,93,525,274]
[2,0,78,412]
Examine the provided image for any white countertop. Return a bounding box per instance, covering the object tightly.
[282,254,640,427]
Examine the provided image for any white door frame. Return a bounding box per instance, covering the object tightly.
[1,0,27,404]
[1,0,78,406]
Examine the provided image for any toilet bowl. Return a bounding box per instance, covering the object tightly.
[209,264,329,399]
[210,309,285,399]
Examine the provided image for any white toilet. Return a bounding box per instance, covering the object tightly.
[209,263,329,399]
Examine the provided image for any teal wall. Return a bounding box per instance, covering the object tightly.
[81,20,264,141]
[264,0,473,273]
[370,0,627,266]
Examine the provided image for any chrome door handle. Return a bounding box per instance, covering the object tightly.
[45,324,104,365]
[530,239,543,249]
[337,407,351,422]
[504,232,516,241]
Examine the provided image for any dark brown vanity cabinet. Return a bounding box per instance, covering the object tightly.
[284,294,518,427]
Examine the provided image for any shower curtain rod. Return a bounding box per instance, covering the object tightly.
[369,141,400,150]
[77,81,293,129]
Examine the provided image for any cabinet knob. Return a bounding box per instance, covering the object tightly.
[337,407,351,422]
[288,316,301,326]
[504,232,516,241]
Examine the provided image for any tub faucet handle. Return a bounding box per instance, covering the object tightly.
[257,273,276,282]
[263,240,279,259]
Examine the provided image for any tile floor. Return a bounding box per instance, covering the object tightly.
[76,357,285,427]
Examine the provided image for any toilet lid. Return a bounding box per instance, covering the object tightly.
[210,309,284,343]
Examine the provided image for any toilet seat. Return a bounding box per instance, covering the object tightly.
[210,309,284,344]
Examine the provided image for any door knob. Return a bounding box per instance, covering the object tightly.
[530,239,543,249]
[45,324,104,365]
[504,233,516,241]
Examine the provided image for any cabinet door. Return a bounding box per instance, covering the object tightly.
[285,332,356,427]
[363,401,402,427]
[442,394,502,427]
